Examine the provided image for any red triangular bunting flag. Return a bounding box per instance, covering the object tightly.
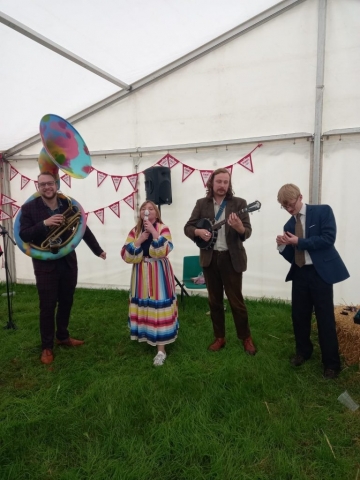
[10,166,19,181]
[85,213,89,221]
[238,154,254,173]
[225,165,233,176]
[11,204,20,217]
[97,171,108,187]
[200,170,213,188]
[124,191,136,210]
[0,209,11,220]
[21,175,31,190]
[61,174,71,187]
[94,208,105,224]
[0,194,16,205]
[34,181,39,191]
[182,164,195,182]
[126,174,138,191]
[109,201,120,217]
[111,176,122,192]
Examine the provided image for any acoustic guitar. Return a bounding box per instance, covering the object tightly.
[195,200,261,250]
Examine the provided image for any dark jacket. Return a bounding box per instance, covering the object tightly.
[19,196,103,273]
[280,204,349,284]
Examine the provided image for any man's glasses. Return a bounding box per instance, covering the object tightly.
[38,181,55,188]
[281,196,299,210]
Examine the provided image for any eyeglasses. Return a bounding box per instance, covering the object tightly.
[281,196,299,210]
[38,181,55,188]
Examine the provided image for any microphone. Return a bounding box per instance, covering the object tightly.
[144,209,149,231]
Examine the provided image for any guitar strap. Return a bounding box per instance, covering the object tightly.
[215,200,227,222]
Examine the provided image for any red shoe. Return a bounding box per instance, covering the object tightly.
[56,337,84,347]
[243,337,256,355]
[41,349,54,364]
[208,338,226,351]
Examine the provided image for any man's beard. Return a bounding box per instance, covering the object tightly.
[42,191,57,200]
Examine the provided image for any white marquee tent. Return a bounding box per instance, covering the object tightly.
[1,0,359,305]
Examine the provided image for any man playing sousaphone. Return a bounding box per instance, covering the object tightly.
[184,168,257,355]
[19,172,106,365]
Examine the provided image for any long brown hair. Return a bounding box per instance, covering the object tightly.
[206,168,234,199]
[135,201,163,236]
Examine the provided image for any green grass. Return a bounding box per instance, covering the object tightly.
[0,284,359,480]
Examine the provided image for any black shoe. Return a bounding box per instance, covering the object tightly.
[290,354,306,367]
[323,368,340,380]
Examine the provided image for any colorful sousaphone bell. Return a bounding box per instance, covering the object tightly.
[14,114,92,260]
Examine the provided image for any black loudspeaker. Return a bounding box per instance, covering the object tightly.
[144,166,172,205]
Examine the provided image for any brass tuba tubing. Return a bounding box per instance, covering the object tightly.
[40,205,82,251]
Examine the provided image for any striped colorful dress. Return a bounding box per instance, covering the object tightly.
[121,222,179,346]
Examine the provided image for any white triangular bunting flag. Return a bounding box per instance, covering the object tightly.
[182,164,195,182]
[225,165,233,176]
[97,171,108,187]
[34,181,39,191]
[127,174,138,191]
[0,209,11,220]
[124,191,135,210]
[61,174,71,187]
[167,154,179,169]
[111,176,122,192]
[11,204,20,217]
[0,194,16,205]
[94,208,105,224]
[200,170,213,188]
[21,176,31,190]
[109,201,120,217]
[10,166,19,181]
[238,154,254,173]
[157,155,170,168]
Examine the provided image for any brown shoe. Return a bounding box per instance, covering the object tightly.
[41,349,54,364]
[208,338,226,351]
[56,337,84,347]
[243,336,256,355]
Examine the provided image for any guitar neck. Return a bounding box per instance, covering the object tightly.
[213,208,246,231]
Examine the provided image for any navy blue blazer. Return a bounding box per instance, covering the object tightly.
[280,204,349,285]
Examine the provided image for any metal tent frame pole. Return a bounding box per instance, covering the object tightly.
[310,0,327,204]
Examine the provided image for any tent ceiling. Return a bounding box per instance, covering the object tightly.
[0,0,280,151]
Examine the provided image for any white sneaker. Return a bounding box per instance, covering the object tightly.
[153,351,167,366]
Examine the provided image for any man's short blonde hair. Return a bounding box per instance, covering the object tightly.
[277,184,301,205]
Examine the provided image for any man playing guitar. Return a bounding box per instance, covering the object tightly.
[184,168,257,355]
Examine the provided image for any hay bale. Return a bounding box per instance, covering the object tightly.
[334,305,360,366]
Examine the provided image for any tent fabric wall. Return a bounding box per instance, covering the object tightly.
[3,0,360,305]
[12,137,356,305]
[18,0,318,155]
[323,0,360,131]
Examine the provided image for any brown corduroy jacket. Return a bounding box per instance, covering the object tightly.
[184,196,252,273]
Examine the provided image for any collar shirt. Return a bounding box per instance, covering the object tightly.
[293,204,312,265]
[213,199,228,251]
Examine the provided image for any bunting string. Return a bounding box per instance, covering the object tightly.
[5,144,262,224]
